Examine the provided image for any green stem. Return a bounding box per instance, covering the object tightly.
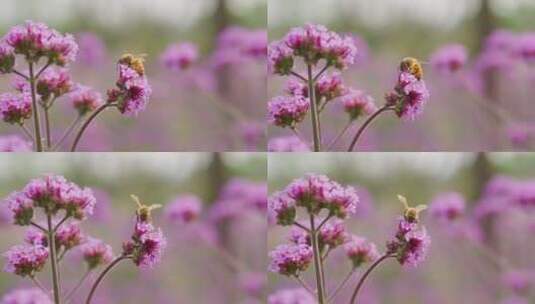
[44,106,52,150]
[309,214,326,303]
[70,104,112,152]
[307,64,321,151]
[28,62,43,152]
[85,255,129,304]
[347,105,393,152]
[349,254,394,304]
[47,214,61,304]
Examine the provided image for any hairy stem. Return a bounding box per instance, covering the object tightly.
[349,254,394,304]
[85,255,129,304]
[309,214,326,303]
[28,62,43,152]
[347,105,393,152]
[70,104,112,152]
[307,64,321,151]
[47,214,61,304]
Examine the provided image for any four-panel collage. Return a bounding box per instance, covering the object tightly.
[0,0,534,303]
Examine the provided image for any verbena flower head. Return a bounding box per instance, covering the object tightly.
[283,23,357,69]
[429,192,466,223]
[209,179,267,221]
[11,74,30,93]
[3,244,48,277]
[386,71,430,121]
[268,192,296,226]
[36,68,73,99]
[76,32,107,65]
[69,85,103,116]
[23,175,96,219]
[502,270,534,296]
[268,95,309,128]
[0,92,31,125]
[1,287,53,304]
[315,72,348,101]
[24,228,47,247]
[342,89,377,120]
[387,217,430,268]
[0,42,15,74]
[80,237,113,269]
[123,221,166,268]
[318,219,348,249]
[4,191,34,226]
[0,135,31,152]
[268,243,312,276]
[268,136,310,152]
[515,33,535,62]
[344,235,380,268]
[429,44,468,74]
[3,21,78,66]
[267,288,316,304]
[212,27,267,67]
[238,271,266,297]
[285,79,307,97]
[160,42,199,71]
[55,221,84,250]
[268,40,294,75]
[110,54,152,116]
[164,194,202,224]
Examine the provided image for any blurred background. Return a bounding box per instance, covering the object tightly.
[268,152,535,303]
[0,0,267,151]
[268,0,535,151]
[0,152,267,303]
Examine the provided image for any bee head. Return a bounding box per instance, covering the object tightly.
[119,53,146,75]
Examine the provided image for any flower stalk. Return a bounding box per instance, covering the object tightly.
[307,64,322,151]
[47,214,61,304]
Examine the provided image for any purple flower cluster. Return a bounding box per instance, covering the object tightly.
[268,288,316,304]
[344,235,380,268]
[290,219,348,251]
[429,192,466,223]
[269,23,357,74]
[387,217,430,267]
[268,136,310,152]
[1,288,52,304]
[0,92,32,125]
[160,42,199,71]
[55,221,85,250]
[3,244,48,277]
[212,27,267,68]
[475,176,535,219]
[36,68,73,99]
[0,135,31,151]
[80,237,113,269]
[68,85,103,116]
[429,44,468,74]
[342,89,377,120]
[268,192,296,226]
[268,95,310,128]
[315,72,348,101]
[123,219,166,268]
[2,20,78,66]
[209,179,267,221]
[108,54,152,116]
[386,71,430,121]
[0,42,15,74]
[268,243,313,276]
[164,194,203,224]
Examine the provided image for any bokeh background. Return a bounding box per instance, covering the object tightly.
[0,152,267,303]
[268,152,535,303]
[0,0,267,151]
[268,0,535,151]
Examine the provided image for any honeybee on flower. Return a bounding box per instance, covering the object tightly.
[399,57,424,80]
[119,53,147,75]
[131,194,162,222]
[397,194,427,223]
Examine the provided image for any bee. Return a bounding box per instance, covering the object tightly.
[131,194,162,222]
[397,194,427,223]
[119,53,147,75]
[399,57,424,80]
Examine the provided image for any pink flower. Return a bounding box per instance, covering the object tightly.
[515,33,535,62]
[55,222,85,250]
[0,135,31,152]
[80,237,113,269]
[123,221,166,268]
[344,235,380,268]
[429,192,466,223]
[0,42,15,73]
[268,244,313,276]
[76,32,107,66]
[315,72,347,101]
[318,219,348,249]
[397,227,430,267]
[24,228,47,247]
[285,79,307,97]
[387,72,430,121]
[160,42,199,71]
[4,191,34,226]
[342,89,377,120]
[164,195,203,224]
[268,95,310,128]
[1,287,53,304]
[3,244,49,277]
[212,27,267,68]
[429,44,468,74]
[0,92,32,125]
[112,60,152,116]
[268,192,296,226]
[36,68,73,98]
[68,85,103,115]
[268,40,294,75]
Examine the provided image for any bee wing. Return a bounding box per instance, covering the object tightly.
[130,194,143,208]
[414,205,428,212]
[147,204,163,211]
[397,195,409,209]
